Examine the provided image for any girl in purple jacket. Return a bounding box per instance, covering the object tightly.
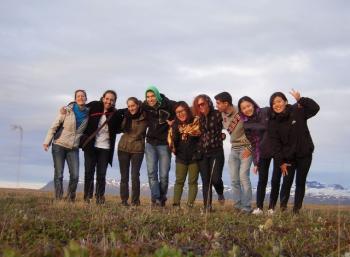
[238,96,279,215]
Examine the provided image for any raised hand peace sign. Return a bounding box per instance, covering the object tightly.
[289,89,301,102]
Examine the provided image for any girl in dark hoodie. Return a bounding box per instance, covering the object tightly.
[193,94,225,211]
[269,89,320,214]
[142,86,176,206]
[238,96,279,215]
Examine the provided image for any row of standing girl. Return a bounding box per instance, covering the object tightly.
[43,87,319,214]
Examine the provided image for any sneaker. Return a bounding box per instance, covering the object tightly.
[267,209,275,216]
[218,194,225,205]
[240,208,252,214]
[252,208,264,215]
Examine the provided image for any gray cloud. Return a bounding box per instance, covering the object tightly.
[1,0,349,185]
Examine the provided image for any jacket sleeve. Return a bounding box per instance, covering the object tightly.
[268,120,284,167]
[43,111,65,146]
[298,97,320,119]
[244,128,258,166]
[114,108,126,134]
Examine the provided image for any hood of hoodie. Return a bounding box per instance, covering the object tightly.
[145,85,162,105]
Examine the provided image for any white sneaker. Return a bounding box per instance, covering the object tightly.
[252,208,263,215]
[267,209,275,216]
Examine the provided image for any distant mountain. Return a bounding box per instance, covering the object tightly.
[41,179,350,204]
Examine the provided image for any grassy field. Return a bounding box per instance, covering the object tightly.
[0,189,349,257]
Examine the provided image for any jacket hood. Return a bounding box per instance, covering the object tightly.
[145,85,162,104]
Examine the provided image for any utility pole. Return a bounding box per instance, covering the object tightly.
[11,125,23,188]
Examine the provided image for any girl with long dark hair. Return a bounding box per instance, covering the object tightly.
[168,101,201,207]
[269,90,319,213]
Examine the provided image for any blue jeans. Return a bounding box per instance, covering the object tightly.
[52,144,79,200]
[228,147,253,211]
[145,143,171,202]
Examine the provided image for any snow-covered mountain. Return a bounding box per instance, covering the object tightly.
[41,179,350,204]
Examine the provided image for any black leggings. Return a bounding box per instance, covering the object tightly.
[198,150,225,208]
[256,158,281,209]
[279,155,312,211]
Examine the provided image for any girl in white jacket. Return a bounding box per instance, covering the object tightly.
[43,90,89,201]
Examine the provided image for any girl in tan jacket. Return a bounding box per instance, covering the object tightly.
[43,90,89,201]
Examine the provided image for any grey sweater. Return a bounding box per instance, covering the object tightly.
[221,105,251,149]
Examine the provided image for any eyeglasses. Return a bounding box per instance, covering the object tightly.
[197,102,206,108]
[176,109,186,115]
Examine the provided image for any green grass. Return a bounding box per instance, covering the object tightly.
[0,189,349,257]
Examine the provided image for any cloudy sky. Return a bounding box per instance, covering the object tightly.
[1,0,349,188]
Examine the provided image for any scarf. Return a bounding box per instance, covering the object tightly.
[168,116,201,153]
[123,107,142,133]
[73,103,88,129]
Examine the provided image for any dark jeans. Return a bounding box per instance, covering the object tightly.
[84,147,110,203]
[279,155,313,212]
[52,144,79,200]
[198,150,225,208]
[254,158,280,209]
[118,150,144,205]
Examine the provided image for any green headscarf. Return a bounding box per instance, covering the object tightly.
[145,85,162,104]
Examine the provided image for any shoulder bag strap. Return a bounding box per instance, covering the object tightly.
[81,110,116,149]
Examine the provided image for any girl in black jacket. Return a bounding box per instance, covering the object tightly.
[168,101,201,207]
[269,89,320,213]
[82,90,124,204]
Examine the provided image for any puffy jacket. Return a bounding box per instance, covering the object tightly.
[118,112,147,153]
[43,104,89,149]
[269,97,320,166]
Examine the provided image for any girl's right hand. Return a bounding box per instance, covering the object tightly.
[280,163,291,176]
[43,144,49,151]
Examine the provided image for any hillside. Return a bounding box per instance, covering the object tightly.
[0,189,349,257]
[40,179,350,205]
